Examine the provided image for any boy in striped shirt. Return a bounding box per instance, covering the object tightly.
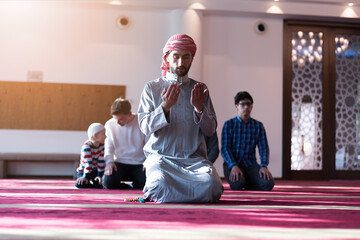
[75,123,106,188]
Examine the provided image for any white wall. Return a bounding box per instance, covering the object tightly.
[0,3,170,176]
[202,15,283,177]
[0,3,168,154]
[0,0,359,177]
[0,3,167,106]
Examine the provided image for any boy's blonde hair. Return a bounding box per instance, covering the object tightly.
[110,98,131,115]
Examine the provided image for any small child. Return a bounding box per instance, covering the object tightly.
[75,123,106,188]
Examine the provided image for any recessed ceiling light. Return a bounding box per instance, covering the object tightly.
[348,3,354,7]
[109,0,122,5]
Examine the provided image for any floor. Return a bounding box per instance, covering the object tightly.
[0,179,359,240]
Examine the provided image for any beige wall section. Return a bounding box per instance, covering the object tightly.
[0,81,125,130]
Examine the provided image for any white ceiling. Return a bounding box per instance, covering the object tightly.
[50,0,360,6]
[256,0,360,5]
[7,0,359,12]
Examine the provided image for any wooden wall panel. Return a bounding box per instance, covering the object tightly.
[0,81,126,130]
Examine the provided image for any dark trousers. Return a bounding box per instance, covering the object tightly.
[223,162,275,191]
[75,170,102,189]
[102,162,146,189]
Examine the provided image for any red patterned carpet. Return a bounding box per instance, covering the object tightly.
[0,179,359,240]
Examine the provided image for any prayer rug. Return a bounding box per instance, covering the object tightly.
[0,179,359,240]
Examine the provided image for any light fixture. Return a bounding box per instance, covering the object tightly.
[348,3,354,7]
[298,31,303,38]
[189,2,206,10]
[266,5,284,14]
[109,0,122,5]
[292,31,323,67]
[335,36,349,55]
[340,7,359,18]
[292,32,351,67]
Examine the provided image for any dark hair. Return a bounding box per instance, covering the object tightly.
[234,91,253,105]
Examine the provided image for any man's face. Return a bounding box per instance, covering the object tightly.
[236,98,253,121]
[113,112,132,126]
[166,50,193,77]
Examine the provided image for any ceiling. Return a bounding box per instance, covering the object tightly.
[6,0,359,10]
[55,0,360,6]
[254,0,359,5]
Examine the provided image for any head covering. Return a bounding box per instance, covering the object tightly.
[161,34,197,76]
[87,123,105,139]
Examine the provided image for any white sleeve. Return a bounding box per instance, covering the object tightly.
[138,83,169,136]
[104,121,115,165]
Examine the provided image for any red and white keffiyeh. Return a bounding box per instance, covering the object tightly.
[161,34,197,76]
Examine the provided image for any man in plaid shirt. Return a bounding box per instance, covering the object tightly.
[221,91,274,191]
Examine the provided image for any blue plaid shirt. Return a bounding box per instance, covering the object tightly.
[221,116,269,170]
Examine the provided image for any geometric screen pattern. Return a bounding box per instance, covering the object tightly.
[335,34,360,170]
[291,31,323,170]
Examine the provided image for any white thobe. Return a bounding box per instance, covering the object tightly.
[138,72,224,203]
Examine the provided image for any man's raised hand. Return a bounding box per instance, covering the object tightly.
[191,83,208,113]
[161,83,180,114]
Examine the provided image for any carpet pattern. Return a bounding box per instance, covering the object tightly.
[0,179,359,240]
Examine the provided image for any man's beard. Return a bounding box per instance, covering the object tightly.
[170,63,192,77]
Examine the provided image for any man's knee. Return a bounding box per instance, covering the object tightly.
[75,182,89,188]
[263,179,275,191]
[256,179,275,191]
[102,175,117,189]
[229,179,245,190]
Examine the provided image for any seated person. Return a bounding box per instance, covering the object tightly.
[138,34,223,203]
[221,91,275,191]
[103,98,147,189]
[75,123,106,188]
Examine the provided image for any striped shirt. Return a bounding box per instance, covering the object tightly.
[221,116,269,171]
[77,140,105,178]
